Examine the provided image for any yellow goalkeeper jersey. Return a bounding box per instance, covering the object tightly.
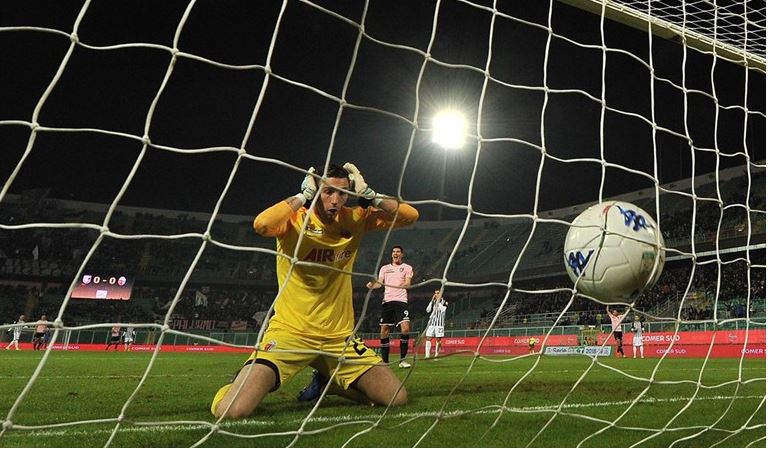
[254,200,418,339]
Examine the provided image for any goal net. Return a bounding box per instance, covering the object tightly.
[0,0,765,447]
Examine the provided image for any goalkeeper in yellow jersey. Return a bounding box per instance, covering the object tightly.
[211,163,419,418]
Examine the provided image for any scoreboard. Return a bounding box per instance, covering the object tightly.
[71,273,135,300]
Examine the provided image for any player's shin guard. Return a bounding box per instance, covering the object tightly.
[380,337,390,363]
[400,333,409,359]
[435,341,440,357]
[425,340,432,358]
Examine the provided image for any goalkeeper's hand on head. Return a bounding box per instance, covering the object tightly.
[343,162,382,206]
[300,167,318,201]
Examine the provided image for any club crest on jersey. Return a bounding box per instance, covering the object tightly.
[305,223,324,235]
[262,340,277,352]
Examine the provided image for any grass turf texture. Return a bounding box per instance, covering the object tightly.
[0,351,764,447]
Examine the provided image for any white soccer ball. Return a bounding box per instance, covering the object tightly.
[563,201,665,301]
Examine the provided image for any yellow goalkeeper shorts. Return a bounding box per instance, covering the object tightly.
[244,327,381,391]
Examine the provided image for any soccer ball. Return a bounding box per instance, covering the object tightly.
[563,201,665,301]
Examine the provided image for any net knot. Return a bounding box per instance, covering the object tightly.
[70,33,79,44]
[2,420,11,430]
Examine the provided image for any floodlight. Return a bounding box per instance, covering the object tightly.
[431,110,467,149]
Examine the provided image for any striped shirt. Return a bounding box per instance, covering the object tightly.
[122,327,136,342]
[11,319,24,339]
[630,321,644,338]
[426,299,447,328]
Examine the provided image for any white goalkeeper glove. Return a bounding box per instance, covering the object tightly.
[299,167,318,202]
[343,162,382,206]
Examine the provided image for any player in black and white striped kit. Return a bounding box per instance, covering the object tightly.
[5,314,25,351]
[122,327,136,352]
[424,290,448,358]
[630,315,645,359]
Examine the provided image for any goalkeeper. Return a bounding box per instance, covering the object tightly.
[211,163,419,418]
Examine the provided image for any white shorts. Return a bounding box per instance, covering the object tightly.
[124,338,133,344]
[633,336,643,347]
[426,325,444,338]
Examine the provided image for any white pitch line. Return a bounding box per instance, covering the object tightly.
[5,394,764,439]
[2,373,222,380]
[1,366,764,381]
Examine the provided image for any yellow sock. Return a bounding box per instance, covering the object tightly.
[210,383,232,416]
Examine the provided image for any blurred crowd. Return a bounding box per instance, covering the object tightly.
[0,170,765,333]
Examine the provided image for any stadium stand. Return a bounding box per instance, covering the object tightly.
[0,166,765,340]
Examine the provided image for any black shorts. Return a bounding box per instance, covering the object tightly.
[380,301,409,327]
[34,332,45,339]
[110,336,120,342]
[613,331,623,340]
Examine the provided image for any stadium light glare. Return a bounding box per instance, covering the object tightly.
[431,110,467,150]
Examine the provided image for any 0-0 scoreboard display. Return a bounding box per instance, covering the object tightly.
[71,273,135,300]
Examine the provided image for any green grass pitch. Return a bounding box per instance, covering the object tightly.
[0,351,764,447]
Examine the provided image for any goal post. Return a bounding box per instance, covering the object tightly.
[559,0,766,70]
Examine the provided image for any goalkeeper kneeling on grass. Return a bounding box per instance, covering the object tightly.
[211,163,419,418]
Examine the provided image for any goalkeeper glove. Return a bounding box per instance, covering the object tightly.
[299,167,318,202]
[343,162,382,206]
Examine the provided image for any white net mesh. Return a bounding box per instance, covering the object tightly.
[0,0,765,447]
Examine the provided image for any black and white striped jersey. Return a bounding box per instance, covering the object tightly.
[11,319,25,337]
[122,327,136,341]
[426,299,447,328]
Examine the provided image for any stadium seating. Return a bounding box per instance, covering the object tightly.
[0,167,765,334]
